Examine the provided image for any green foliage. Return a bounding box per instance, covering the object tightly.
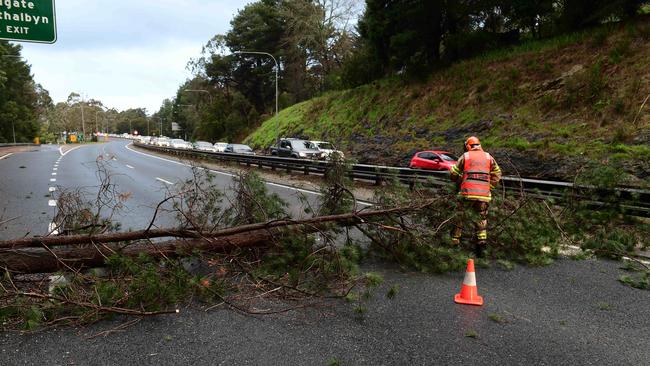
[0,42,49,143]
[465,329,479,338]
[223,171,288,226]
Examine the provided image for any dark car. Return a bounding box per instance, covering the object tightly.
[409,150,458,170]
[225,143,255,155]
[270,138,323,159]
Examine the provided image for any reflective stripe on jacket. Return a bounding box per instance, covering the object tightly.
[460,151,492,200]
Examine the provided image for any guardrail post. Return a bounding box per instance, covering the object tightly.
[304,165,309,175]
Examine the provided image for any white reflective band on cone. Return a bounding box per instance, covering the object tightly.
[463,271,477,286]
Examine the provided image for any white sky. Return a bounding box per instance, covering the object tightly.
[19,0,253,114]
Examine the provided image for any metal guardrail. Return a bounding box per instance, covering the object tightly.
[133,142,650,217]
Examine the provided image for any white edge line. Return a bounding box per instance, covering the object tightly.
[125,164,134,169]
[125,142,374,207]
[48,199,57,207]
[50,178,56,182]
[0,153,13,160]
[155,177,174,185]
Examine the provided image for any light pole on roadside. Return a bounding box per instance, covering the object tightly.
[233,51,279,146]
[152,116,163,136]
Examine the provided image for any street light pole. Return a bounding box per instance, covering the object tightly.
[234,51,279,146]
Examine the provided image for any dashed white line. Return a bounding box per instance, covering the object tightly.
[53,167,58,171]
[49,187,56,192]
[0,153,13,160]
[48,222,59,235]
[51,172,57,176]
[48,199,57,207]
[126,164,134,169]
[124,142,373,206]
[155,177,174,185]
[50,178,56,182]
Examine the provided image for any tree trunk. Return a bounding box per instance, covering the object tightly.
[0,228,280,274]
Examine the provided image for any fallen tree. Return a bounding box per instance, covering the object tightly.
[0,203,432,274]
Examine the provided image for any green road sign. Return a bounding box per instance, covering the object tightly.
[0,0,56,44]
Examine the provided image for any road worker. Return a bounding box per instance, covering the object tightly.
[449,136,502,257]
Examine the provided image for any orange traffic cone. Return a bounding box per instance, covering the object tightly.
[454,259,484,306]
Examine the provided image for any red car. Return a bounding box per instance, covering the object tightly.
[409,150,459,170]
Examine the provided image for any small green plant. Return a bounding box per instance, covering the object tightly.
[609,38,631,64]
[465,329,479,338]
[597,302,613,311]
[327,358,341,366]
[488,312,506,323]
[386,285,400,299]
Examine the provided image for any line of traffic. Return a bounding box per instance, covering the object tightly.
[124,142,373,207]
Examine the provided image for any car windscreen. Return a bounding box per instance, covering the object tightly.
[291,140,315,150]
[440,153,458,161]
[316,142,333,150]
[232,144,251,151]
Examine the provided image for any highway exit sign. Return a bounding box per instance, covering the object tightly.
[0,0,56,43]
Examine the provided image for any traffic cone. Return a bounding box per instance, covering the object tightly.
[454,259,484,306]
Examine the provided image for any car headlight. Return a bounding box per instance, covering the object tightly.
[298,152,307,157]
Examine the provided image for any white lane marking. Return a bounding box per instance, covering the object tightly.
[50,178,56,182]
[155,177,174,185]
[265,182,373,206]
[59,145,82,157]
[0,153,13,160]
[125,142,373,206]
[48,199,57,207]
[126,164,134,169]
[51,172,57,176]
[49,187,56,192]
[48,222,59,235]
[53,167,58,171]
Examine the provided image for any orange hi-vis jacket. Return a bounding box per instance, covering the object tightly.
[450,150,501,202]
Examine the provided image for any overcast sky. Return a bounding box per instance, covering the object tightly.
[20,0,253,114]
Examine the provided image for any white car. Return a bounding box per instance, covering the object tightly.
[194,141,216,152]
[170,139,191,149]
[310,141,345,160]
[156,137,171,147]
[213,142,228,152]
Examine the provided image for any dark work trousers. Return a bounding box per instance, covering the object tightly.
[451,199,489,243]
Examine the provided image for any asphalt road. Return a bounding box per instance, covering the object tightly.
[1,259,648,365]
[0,140,332,239]
[1,141,648,365]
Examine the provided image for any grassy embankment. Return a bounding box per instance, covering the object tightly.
[246,17,650,187]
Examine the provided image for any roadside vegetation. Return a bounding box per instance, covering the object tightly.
[245,16,650,186]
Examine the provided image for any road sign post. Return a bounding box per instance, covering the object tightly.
[0,0,57,43]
